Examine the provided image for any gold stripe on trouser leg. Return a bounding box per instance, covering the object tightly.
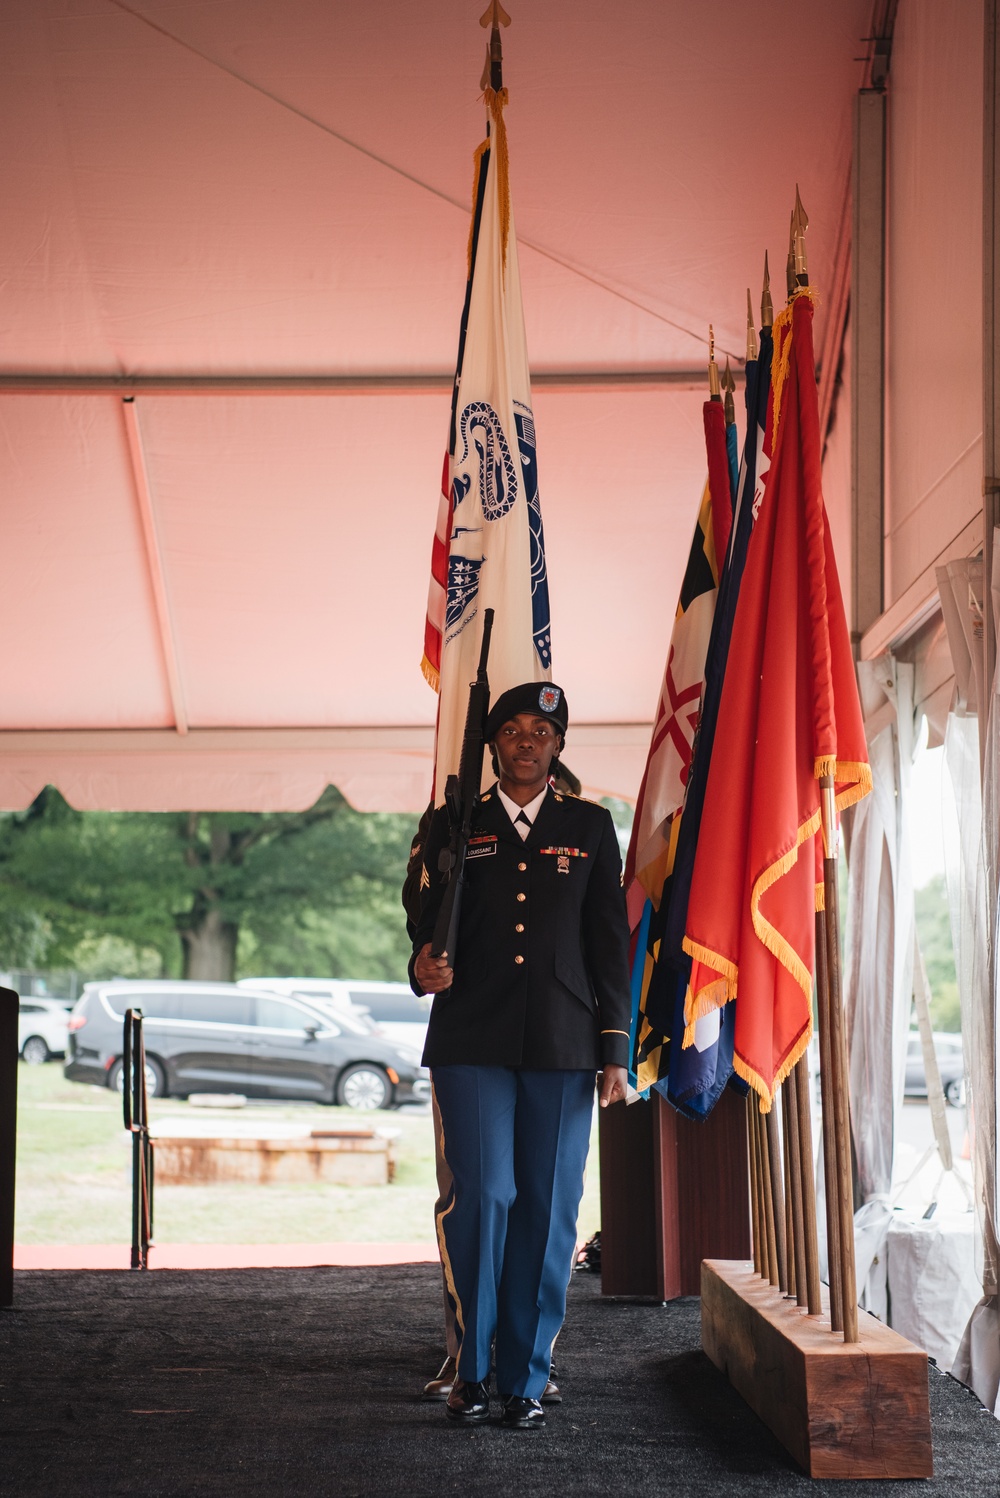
[431,1080,465,1338]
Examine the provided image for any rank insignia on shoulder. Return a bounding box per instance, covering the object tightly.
[420,865,430,890]
[539,846,588,858]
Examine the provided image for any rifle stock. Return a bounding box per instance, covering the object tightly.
[430,609,494,959]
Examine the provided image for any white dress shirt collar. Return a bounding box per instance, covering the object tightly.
[497,784,548,840]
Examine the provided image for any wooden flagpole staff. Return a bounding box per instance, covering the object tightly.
[819,775,859,1341]
[815,905,844,1328]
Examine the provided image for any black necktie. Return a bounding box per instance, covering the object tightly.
[515,811,532,830]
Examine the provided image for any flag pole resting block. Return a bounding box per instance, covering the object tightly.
[701,1260,933,1479]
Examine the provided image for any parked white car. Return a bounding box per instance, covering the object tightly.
[237,977,368,1019]
[238,977,430,1055]
[19,998,71,1064]
[340,982,431,1055]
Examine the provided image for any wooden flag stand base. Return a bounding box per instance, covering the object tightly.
[701,1260,933,1479]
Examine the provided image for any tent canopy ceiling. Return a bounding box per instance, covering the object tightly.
[0,0,871,811]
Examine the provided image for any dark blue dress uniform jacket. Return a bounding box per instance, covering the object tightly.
[411,785,632,1072]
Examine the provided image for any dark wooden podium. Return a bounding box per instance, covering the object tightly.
[598,1085,750,1298]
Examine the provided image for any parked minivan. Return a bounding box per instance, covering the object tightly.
[64,980,429,1110]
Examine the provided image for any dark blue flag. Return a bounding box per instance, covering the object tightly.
[657,327,774,1119]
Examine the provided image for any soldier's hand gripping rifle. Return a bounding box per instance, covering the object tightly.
[430,608,494,960]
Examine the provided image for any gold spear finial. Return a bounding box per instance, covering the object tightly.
[723,357,736,425]
[746,288,759,362]
[708,324,721,398]
[479,0,512,25]
[480,1,511,92]
[792,183,809,286]
[785,210,796,300]
[761,252,773,330]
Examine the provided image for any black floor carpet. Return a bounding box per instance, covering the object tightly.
[0,1266,997,1496]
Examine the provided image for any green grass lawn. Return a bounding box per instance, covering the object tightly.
[14,1062,603,1246]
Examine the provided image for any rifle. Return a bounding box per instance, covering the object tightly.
[430,608,495,959]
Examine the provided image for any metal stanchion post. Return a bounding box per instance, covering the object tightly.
[0,987,19,1309]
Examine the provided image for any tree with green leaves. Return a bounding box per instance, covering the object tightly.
[0,787,416,984]
[914,872,960,1032]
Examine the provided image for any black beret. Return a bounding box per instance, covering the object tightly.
[485,682,568,741]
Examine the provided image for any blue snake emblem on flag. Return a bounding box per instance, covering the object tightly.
[444,400,551,668]
[455,401,518,520]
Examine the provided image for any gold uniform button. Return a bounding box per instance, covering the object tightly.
[514,955,524,965]
[516,892,526,902]
[515,923,524,933]
[518,861,527,872]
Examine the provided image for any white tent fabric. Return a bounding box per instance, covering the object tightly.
[844,656,915,1317]
[887,1214,981,1373]
[938,552,1000,1414]
[0,0,871,812]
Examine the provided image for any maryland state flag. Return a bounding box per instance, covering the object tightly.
[682,293,871,1109]
[421,89,550,799]
[624,399,730,1093]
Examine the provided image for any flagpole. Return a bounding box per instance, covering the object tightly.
[765,1107,788,1292]
[815,906,843,1328]
[821,775,859,1342]
[748,1094,763,1276]
[781,1090,797,1299]
[723,357,736,426]
[479,0,510,90]
[784,1076,808,1306]
[757,1099,780,1287]
[708,324,721,399]
[756,1105,775,1283]
[794,1051,823,1313]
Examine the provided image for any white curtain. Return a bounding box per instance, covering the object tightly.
[843,656,915,1318]
[938,552,1000,1416]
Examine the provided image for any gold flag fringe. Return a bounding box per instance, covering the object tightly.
[679,754,870,1072]
[734,1015,813,1113]
[483,86,510,273]
[831,759,873,812]
[421,655,441,693]
[749,807,822,1001]
[467,138,489,277]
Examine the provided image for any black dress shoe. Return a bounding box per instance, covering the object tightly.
[541,1375,561,1404]
[500,1395,546,1429]
[422,1355,457,1400]
[445,1378,491,1423]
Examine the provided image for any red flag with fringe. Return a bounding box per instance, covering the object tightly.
[681,292,870,1110]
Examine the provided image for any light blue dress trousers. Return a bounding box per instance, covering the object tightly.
[431,1064,595,1399]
